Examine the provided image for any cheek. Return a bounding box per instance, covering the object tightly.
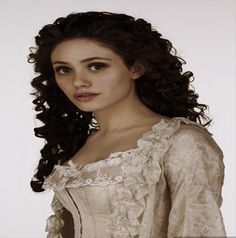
[55,79,70,94]
[102,70,131,88]
[103,80,131,100]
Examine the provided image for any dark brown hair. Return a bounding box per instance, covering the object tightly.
[29,11,211,192]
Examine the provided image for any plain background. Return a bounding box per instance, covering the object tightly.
[0,0,235,237]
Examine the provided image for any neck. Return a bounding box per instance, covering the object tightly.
[92,96,161,135]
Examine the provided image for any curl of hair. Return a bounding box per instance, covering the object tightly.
[28,11,211,192]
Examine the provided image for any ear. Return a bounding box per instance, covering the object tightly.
[129,61,146,80]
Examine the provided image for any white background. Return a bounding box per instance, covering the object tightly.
[0,0,235,237]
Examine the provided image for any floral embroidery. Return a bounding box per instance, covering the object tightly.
[108,119,184,237]
[42,117,223,238]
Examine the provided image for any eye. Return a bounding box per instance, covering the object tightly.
[88,62,107,72]
[54,66,71,75]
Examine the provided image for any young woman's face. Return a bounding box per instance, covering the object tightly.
[51,38,143,112]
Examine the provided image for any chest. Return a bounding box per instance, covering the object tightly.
[70,128,150,167]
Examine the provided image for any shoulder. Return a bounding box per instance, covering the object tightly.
[161,118,225,208]
[170,118,223,155]
[161,117,224,168]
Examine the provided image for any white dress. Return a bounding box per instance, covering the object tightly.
[42,117,226,238]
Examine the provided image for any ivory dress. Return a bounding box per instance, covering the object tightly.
[42,117,226,238]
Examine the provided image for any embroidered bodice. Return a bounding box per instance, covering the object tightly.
[42,117,226,238]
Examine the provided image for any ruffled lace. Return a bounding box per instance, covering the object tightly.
[43,117,204,190]
[42,117,210,238]
[45,194,64,238]
[42,157,126,190]
[108,117,207,237]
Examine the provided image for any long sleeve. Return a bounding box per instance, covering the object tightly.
[45,193,65,238]
[163,125,226,237]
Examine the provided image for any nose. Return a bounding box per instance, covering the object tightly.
[72,70,91,88]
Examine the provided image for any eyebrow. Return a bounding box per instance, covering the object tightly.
[52,57,112,65]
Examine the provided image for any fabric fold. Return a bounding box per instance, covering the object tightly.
[45,194,64,238]
[108,117,190,237]
[41,117,225,238]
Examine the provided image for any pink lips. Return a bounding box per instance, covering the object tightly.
[73,92,100,102]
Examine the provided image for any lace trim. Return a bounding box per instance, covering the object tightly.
[108,117,192,237]
[43,117,209,238]
[42,117,208,192]
[42,120,165,190]
[43,157,126,190]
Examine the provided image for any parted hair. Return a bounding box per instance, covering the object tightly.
[28,11,211,192]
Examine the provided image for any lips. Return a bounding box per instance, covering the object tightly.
[73,92,100,102]
[74,92,100,97]
[78,93,98,97]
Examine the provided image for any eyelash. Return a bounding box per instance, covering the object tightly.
[88,62,107,71]
[54,62,107,75]
[54,66,71,74]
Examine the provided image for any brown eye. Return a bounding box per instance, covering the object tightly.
[88,63,107,72]
[54,66,71,75]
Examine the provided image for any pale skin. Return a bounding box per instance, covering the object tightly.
[51,38,169,166]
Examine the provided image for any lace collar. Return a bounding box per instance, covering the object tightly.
[42,116,208,190]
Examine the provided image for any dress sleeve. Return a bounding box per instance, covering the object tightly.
[163,125,226,237]
[45,193,65,238]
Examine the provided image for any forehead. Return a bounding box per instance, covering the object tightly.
[51,38,119,61]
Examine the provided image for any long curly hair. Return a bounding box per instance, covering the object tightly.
[29,11,211,192]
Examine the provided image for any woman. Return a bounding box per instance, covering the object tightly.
[29,11,226,238]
